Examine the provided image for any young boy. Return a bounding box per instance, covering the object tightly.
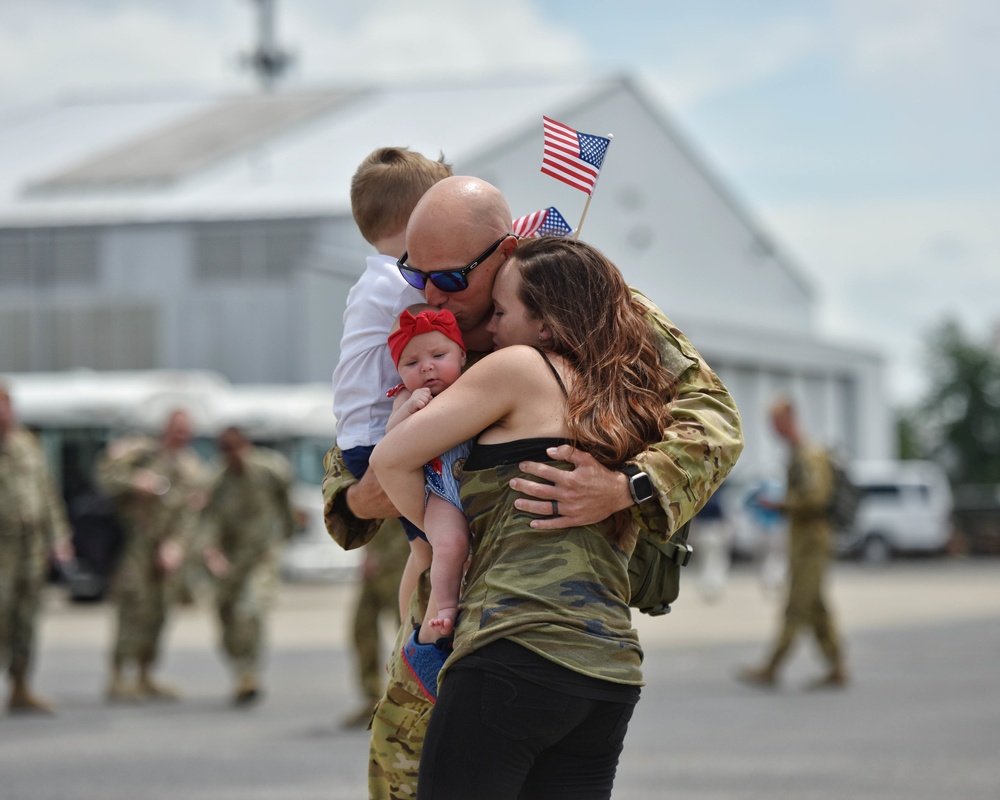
[332,146,452,484]
[385,305,471,648]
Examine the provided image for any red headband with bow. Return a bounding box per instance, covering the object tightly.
[388,309,465,368]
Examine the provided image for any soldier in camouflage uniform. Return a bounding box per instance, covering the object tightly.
[200,426,296,705]
[0,386,74,714]
[96,409,207,702]
[739,397,848,689]
[342,517,410,728]
[322,177,744,800]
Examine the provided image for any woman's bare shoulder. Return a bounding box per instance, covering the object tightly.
[462,345,546,377]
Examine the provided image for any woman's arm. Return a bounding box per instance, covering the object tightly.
[370,346,535,527]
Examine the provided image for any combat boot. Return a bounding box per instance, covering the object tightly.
[8,676,55,714]
[736,664,778,688]
[806,664,849,690]
[105,663,142,703]
[137,663,181,701]
[233,672,261,706]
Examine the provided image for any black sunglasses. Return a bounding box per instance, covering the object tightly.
[397,234,510,292]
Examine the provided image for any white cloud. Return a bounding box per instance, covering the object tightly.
[0,0,589,107]
[639,15,823,110]
[282,0,587,84]
[834,0,1000,99]
[0,3,252,104]
[762,193,1000,405]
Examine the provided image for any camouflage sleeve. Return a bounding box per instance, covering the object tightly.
[194,469,224,552]
[261,449,297,539]
[40,458,72,549]
[628,290,744,541]
[93,437,149,498]
[171,453,210,547]
[21,431,72,549]
[321,444,382,550]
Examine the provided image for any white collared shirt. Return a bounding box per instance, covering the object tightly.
[332,254,424,450]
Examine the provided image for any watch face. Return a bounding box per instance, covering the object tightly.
[630,472,654,503]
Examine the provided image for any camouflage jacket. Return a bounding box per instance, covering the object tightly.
[199,447,295,585]
[0,428,72,547]
[95,436,207,552]
[321,289,744,549]
[784,440,835,546]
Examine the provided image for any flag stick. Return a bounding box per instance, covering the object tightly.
[574,133,612,241]
[574,196,592,241]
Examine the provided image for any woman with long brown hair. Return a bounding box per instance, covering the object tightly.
[371,236,673,800]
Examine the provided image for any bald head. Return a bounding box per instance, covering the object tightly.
[769,396,800,444]
[404,176,517,339]
[161,409,193,452]
[409,176,512,242]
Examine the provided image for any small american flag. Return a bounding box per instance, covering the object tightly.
[511,207,573,238]
[541,116,611,195]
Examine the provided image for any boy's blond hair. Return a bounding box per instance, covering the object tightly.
[350,147,453,245]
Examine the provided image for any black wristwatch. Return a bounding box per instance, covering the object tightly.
[621,464,655,505]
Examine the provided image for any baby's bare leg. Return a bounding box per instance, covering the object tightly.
[420,496,470,641]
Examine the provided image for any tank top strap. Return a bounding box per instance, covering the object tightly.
[533,347,568,398]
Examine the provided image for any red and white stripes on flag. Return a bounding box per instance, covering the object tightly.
[511,208,549,238]
[511,207,574,238]
[541,116,611,196]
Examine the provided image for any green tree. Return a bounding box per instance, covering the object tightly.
[921,320,1000,484]
[895,412,925,461]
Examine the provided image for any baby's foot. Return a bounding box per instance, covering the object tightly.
[428,608,457,638]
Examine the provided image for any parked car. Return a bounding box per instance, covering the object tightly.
[837,460,954,563]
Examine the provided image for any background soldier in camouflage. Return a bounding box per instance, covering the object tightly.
[322,176,744,799]
[342,517,410,728]
[739,397,848,689]
[96,409,207,702]
[0,385,74,714]
[200,426,296,705]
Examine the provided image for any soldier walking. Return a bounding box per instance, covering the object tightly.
[96,409,207,701]
[739,396,849,689]
[0,385,74,713]
[200,427,295,705]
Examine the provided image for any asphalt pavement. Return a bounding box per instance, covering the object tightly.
[2,557,998,800]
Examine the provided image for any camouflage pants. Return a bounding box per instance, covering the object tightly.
[767,536,843,670]
[215,566,276,679]
[352,558,403,703]
[111,552,173,666]
[368,570,433,800]
[0,530,46,678]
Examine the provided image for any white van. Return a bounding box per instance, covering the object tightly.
[838,460,954,563]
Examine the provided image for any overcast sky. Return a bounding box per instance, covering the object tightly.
[1,0,997,407]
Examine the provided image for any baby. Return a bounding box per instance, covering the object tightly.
[385,304,471,642]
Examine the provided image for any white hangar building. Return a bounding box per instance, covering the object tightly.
[0,74,891,479]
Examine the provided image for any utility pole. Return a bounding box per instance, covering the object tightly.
[242,0,293,92]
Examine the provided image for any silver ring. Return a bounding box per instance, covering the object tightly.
[550,499,559,516]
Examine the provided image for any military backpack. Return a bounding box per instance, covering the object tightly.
[826,452,862,532]
[627,521,693,616]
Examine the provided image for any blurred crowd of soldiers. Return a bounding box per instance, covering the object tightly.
[0,386,400,717]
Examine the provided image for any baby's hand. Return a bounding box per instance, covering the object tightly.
[408,387,433,411]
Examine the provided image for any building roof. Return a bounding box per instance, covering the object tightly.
[0,75,621,226]
[0,72,820,335]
